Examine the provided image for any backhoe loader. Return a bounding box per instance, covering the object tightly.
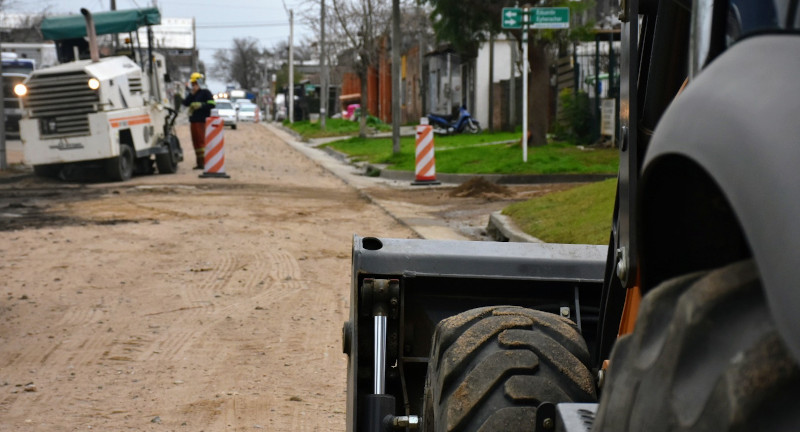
[344,0,800,430]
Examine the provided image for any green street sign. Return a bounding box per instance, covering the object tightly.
[501,7,522,29]
[530,7,570,29]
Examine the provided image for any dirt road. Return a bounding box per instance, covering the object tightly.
[0,122,577,431]
[0,122,420,431]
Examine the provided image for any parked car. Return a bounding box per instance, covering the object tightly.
[237,103,258,122]
[214,99,238,129]
[234,98,253,108]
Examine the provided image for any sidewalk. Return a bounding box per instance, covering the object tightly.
[264,122,539,243]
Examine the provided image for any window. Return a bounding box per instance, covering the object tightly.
[692,0,799,77]
[727,0,799,44]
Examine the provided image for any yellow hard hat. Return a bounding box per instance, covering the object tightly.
[190,72,204,83]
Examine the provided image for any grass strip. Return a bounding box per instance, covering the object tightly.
[325,135,618,175]
[502,178,617,244]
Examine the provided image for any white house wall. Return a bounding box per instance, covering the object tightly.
[475,36,516,127]
[427,54,463,115]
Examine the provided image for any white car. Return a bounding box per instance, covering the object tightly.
[234,98,253,108]
[237,103,258,122]
[214,99,238,129]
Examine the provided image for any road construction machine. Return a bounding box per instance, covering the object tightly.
[15,7,182,181]
[344,0,800,430]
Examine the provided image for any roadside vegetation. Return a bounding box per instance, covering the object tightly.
[287,117,391,138]
[317,133,617,175]
[503,178,617,245]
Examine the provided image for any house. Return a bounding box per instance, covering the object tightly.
[339,35,428,126]
[474,35,519,131]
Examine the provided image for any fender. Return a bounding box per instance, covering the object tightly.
[640,35,800,362]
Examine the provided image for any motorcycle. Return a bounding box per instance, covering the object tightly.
[427,104,482,135]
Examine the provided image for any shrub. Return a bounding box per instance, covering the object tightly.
[557,88,594,145]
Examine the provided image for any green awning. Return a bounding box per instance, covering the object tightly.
[41,7,161,41]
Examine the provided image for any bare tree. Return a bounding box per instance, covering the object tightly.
[0,2,51,43]
[209,37,266,91]
[330,0,392,137]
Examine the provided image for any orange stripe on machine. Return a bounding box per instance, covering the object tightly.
[109,114,151,128]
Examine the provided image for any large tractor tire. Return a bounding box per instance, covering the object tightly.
[33,164,63,179]
[105,143,134,181]
[594,260,800,431]
[156,135,181,174]
[422,306,596,432]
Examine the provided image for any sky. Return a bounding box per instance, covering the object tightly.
[7,0,316,93]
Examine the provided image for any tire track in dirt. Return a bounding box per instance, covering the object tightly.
[0,304,109,370]
[137,253,238,361]
[138,250,296,362]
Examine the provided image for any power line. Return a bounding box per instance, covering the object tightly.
[195,22,290,28]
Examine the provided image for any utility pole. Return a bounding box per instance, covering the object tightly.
[488,32,494,133]
[288,9,294,124]
[391,0,400,153]
[111,0,118,51]
[320,0,328,130]
[417,3,425,116]
[0,39,6,170]
[192,17,198,72]
[509,40,516,131]
[522,5,529,162]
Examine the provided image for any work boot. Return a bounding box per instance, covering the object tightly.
[195,155,204,170]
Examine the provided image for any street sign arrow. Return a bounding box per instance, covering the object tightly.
[501,7,522,29]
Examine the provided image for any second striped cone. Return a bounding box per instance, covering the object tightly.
[412,123,440,186]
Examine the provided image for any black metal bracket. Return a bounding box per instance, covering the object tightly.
[360,278,400,318]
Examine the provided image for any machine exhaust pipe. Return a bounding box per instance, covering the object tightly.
[80,8,100,62]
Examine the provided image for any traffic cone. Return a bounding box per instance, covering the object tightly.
[412,122,440,185]
[199,116,231,179]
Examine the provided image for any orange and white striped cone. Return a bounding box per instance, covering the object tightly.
[199,116,231,179]
[412,123,440,185]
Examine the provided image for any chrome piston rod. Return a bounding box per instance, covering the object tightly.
[373,315,387,394]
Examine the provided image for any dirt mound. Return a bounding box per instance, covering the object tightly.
[449,177,512,198]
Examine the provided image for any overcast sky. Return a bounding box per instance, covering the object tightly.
[7,0,315,93]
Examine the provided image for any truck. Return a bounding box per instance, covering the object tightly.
[16,7,182,181]
[2,53,36,138]
[1,42,59,70]
[344,0,800,431]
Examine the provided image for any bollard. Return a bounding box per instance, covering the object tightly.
[199,116,231,179]
[411,121,440,186]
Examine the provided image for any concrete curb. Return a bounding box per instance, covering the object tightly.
[486,211,543,243]
[372,166,614,185]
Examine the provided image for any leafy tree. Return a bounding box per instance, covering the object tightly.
[422,0,596,147]
[272,61,304,94]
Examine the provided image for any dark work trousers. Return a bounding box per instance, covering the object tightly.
[190,121,206,168]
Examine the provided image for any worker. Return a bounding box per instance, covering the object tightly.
[182,72,216,169]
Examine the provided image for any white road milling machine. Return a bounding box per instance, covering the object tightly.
[15,7,183,181]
